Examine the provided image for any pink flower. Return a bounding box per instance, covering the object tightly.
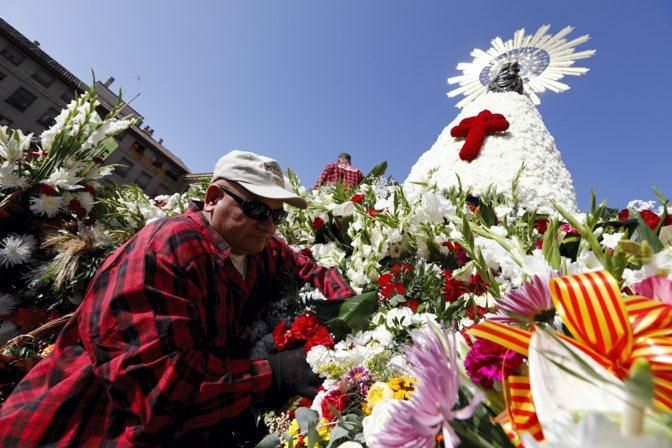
[371,324,482,448]
[464,338,525,388]
[491,274,557,325]
[631,275,672,304]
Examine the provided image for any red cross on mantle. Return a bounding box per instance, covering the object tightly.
[450,109,509,162]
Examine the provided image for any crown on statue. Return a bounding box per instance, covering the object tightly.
[448,25,596,108]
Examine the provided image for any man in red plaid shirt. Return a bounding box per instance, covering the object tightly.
[313,152,364,189]
[0,150,354,446]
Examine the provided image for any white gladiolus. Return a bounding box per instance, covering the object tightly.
[43,167,82,190]
[311,242,346,268]
[0,127,32,164]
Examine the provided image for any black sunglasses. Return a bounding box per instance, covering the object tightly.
[217,186,288,225]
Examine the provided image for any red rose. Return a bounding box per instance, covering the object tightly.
[321,390,348,421]
[312,216,325,231]
[350,193,365,203]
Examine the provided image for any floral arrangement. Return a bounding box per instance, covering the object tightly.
[1,94,671,446]
[259,169,672,447]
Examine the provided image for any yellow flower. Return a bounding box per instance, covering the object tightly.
[387,376,416,400]
[364,381,394,414]
[282,417,331,448]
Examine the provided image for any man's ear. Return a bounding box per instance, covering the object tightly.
[203,184,223,212]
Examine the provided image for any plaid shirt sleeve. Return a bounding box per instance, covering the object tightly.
[80,220,272,439]
[270,237,355,299]
[314,163,335,189]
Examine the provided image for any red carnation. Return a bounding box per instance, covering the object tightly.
[68,199,87,219]
[534,218,549,234]
[559,223,579,236]
[442,269,466,303]
[405,298,420,312]
[80,183,97,197]
[465,305,487,320]
[272,320,291,351]
[617,209,630,221]
[299,247,313,259]
[39,184,58,196]
[312,216,325,231]
[321,390,348,422]
[350,193,365,204]
[640,210,661,230]
[291,313,322,340]
[377,272,405,299]
[304,326,334,352]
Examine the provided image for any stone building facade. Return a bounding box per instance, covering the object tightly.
[0,18,190,196]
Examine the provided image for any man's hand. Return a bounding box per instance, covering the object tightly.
[267,348,321,399]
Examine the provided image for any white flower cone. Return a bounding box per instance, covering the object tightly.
[405,92,578,213]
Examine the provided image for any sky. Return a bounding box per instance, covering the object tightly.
[2,1,671,209]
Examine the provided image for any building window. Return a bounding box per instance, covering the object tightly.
[135,171,152,189]
[60,90,75,104]
[151,153,163,168]
[114,157,133,177]
[32,69,55,88]
[6,87,38,112]
[0,113,12,127]
[1,46,24,65]
[131,141,146,154]
[166,168,180,181]
[114,130,126,142]
[37,107,59,127]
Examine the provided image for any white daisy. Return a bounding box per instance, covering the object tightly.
[0,320,19,344]
[0,292,19,316]
[0,164,28,190]
[0,234,36,267]
[75,191,95,213]
[29,193,64,217]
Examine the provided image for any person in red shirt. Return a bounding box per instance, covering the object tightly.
[0,150,354,447]
[314,152,364,189]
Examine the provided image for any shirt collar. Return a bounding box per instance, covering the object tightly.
[187,200,232,258]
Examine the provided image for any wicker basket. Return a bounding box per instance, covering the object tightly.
[0,313,73,352]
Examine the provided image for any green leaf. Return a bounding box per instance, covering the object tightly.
[255,434,282,448]
[364,161,388,181]
[626,358,654,407]
[295,407,321,448]
[631,208,664,253]
[478,201,497,228]
[325,292,378,339]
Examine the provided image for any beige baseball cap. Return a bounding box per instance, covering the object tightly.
[212,150,307,209]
